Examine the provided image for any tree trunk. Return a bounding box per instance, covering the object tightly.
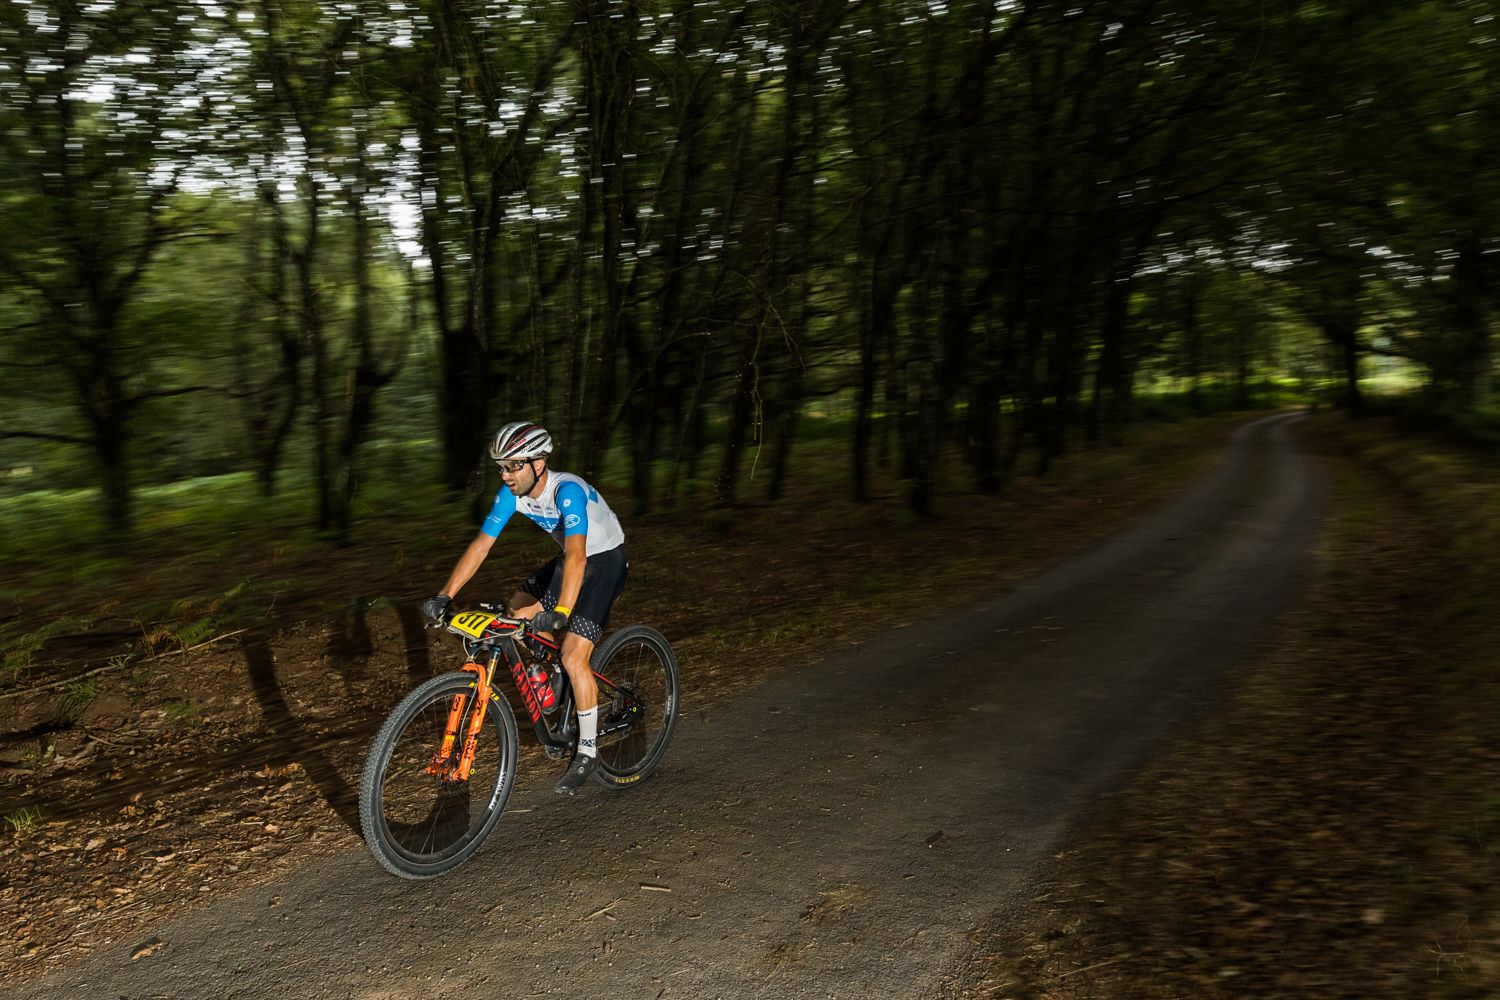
[243,178,303,497]
[715,335,760,507]
[1452,237,1494,408]
[851,300,880,502]
[299,173,336,531]
[330,120,400,544]
[563,139,595,458]
[413,77,478,493]
[578,0,636,480]
[74,357,133,532]
[664,335,710,506]
[765,51,822,504]
[967,319,1005,493]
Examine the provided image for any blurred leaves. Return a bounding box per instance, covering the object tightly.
[0,0,1495,533]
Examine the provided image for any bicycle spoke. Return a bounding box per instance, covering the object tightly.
[359,674,518,878]
[588,626,678,785]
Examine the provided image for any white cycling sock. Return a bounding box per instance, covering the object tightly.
[577,706,598,758]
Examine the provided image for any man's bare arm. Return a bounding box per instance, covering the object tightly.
[439,531,499,599]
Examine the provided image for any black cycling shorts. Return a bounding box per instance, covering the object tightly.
[520,545,628,644]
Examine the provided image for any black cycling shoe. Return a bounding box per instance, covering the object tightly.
[554,752,598,795]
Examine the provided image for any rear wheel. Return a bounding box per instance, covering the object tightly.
[359,671,518,879]
[589,625,679,788]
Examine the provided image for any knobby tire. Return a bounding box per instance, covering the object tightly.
[359,671,518,879]
[588,625,680,789]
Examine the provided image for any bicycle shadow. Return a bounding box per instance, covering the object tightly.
[245,639,362,835]
[325,597,432,688]
[393,600,432,684]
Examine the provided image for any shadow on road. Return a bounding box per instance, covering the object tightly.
[325,596,433,687]
[392,601,433,684]
[245,640,362,835]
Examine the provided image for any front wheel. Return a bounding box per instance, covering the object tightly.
[589,625,680,789]
[359,671,518,879]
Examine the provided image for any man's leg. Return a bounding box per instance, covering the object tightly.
[560,632,597,712]
[508,591,541,618]
[555,631,599,794]
[510,557,560,620]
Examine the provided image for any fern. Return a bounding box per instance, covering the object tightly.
[173,617,217,650]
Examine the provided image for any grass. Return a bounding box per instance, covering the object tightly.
[3,806,42,834]
[55,679,100,722]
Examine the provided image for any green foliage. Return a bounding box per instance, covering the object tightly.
[0,619,81,689]
[138,580,263,652]
[3,807,43,834]
[1368,393,1500,450]
[173,617,218,650]
[0,0,1493,536]
[56,679,101,721]
[1133,381,1304,424]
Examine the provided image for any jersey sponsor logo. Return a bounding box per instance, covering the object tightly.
[564,514,581,529]
[562,498,572,507]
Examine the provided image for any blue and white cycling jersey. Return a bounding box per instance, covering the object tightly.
[480,471,625,556]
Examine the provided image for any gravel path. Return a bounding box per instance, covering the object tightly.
[14,412,1325,1000]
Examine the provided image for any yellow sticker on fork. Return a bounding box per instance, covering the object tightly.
[449,611,497,638]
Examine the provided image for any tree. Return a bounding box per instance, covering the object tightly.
[0,0,226,529]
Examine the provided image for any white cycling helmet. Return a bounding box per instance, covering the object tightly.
[489,421,553,462]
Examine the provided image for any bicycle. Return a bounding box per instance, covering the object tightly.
[358,604,680,879]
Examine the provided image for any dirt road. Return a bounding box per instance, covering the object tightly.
[14,412,1324,1000]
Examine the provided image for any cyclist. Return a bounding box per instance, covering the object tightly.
[422,421,628,795]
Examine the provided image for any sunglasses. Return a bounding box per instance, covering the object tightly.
[497,459,533,474]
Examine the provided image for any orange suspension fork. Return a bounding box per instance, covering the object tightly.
[427,656,494,781]
[454,652,497,781]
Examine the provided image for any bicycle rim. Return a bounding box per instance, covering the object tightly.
[359,672,518,878]
[591,626,679,787]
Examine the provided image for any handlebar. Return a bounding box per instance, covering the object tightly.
[427,603,558,655]
[428,605,519,628]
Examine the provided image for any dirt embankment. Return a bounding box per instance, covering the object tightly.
[961,415,1500,999]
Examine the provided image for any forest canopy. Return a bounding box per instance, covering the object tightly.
[1,0,1496,536]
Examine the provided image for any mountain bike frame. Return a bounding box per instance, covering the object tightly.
[432,607,635,779]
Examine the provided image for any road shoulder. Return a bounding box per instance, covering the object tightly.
[956,414,1500,999]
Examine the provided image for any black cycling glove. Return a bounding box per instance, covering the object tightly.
[421,594,452,623]
[531,609,569,635]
